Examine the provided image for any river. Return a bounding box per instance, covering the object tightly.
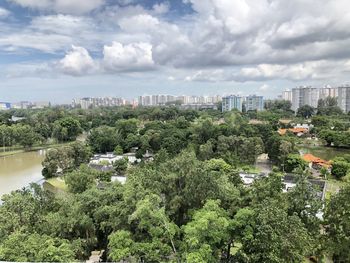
[0,150,45,197]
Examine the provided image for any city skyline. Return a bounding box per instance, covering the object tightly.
[2,1,350,102]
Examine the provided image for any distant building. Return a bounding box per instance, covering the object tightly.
[73,97,126,109]
[292,86,319,112]
[180,104,218,110]
[246,95,264,111]
[0,102,11,110]
[222,95,243,112]
[319,85,338,99]
[337,85,350,113]
[137,94,222,107]
[32,101,50,109]
[282,90,293,102]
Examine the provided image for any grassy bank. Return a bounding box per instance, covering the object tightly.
[0,142,73,157]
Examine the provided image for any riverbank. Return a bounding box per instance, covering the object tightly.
[0,142,73,157]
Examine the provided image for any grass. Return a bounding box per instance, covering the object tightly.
[325,176,347,201]
[241,165,261,173]
[46,177,68,191]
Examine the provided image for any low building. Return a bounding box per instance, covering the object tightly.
[239,172,266,186]
[90,152,125,165]
[278,128,309,136]
[180,104,218,110]
[302,154,331,170]
[282,174,326,200]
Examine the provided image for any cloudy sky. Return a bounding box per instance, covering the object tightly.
[1,0,350,103]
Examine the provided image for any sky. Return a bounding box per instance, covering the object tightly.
[1,0,350,103]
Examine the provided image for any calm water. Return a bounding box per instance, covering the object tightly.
[300,145,350,161]
[0,150,45,197]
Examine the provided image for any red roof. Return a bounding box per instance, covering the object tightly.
[302,154,331,168]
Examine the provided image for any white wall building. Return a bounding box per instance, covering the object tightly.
[292,86,320,112]
[282,90,293,102]
[222,95,243,112]
[246,95,264,111]
[337,85,350,113]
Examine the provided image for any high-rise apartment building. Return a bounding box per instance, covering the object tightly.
[246,95,264,111]
[337,85,350,113]
[222,95,242,112]
[137,95,222,106]
[282,90,293,102]
[73,97,126,109]
[292,86,320,112]
[319,85,338,99]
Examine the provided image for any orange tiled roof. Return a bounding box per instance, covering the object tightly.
[278,128,308,135]
[302,154,331,167]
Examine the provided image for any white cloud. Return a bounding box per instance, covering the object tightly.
[58,45,96,76]
[4,0,350,84]
[259,84,269,91]
[185,69,225,82]
[7,0,104,14]
[0,32,72,53]
[152,2,170,15]
[118,14,160,33]
[103,42,155,72]
[235,60,350,82]
[0,7,10,18]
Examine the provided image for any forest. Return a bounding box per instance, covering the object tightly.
[0,101,350,262]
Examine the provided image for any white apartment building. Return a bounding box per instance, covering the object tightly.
[246,95,264,111]
[282,90,293,102]
[222,95,243,112]
[319,85,338,99]
[337,85,350,113]
[292,86,320,112]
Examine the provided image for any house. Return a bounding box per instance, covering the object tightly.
[278,127,309,136]
[302,154,331,170]
[282,174,326,200]
[90,152,141,165]
[239,172,266,186]
[294,123,313,131]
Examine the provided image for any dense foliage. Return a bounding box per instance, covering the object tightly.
[1,105,350,262]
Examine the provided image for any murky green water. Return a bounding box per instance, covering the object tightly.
[300,145,350,161]
[0,150,45,197]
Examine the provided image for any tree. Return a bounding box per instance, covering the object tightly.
[297,105,315,118]
[0,232,75,262]
[317,97,343,116]
[115,119,138,139]
[53,117,82,142]
[108,231,134,262]
[16,125,41,149]
[324,184,350,262]
[108,195,179,262]
[114,145,123,155]
[331,158,350,179]
[279,140,293,170]
[237,201,312,262]
[65,165,97,194]
[182,200,231,262]
[284,154,307,173]
[88,126,122,153]
[42,144,90,178]
[70,142,92,168]
[113,157,128,175]
[198,140,214,160]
